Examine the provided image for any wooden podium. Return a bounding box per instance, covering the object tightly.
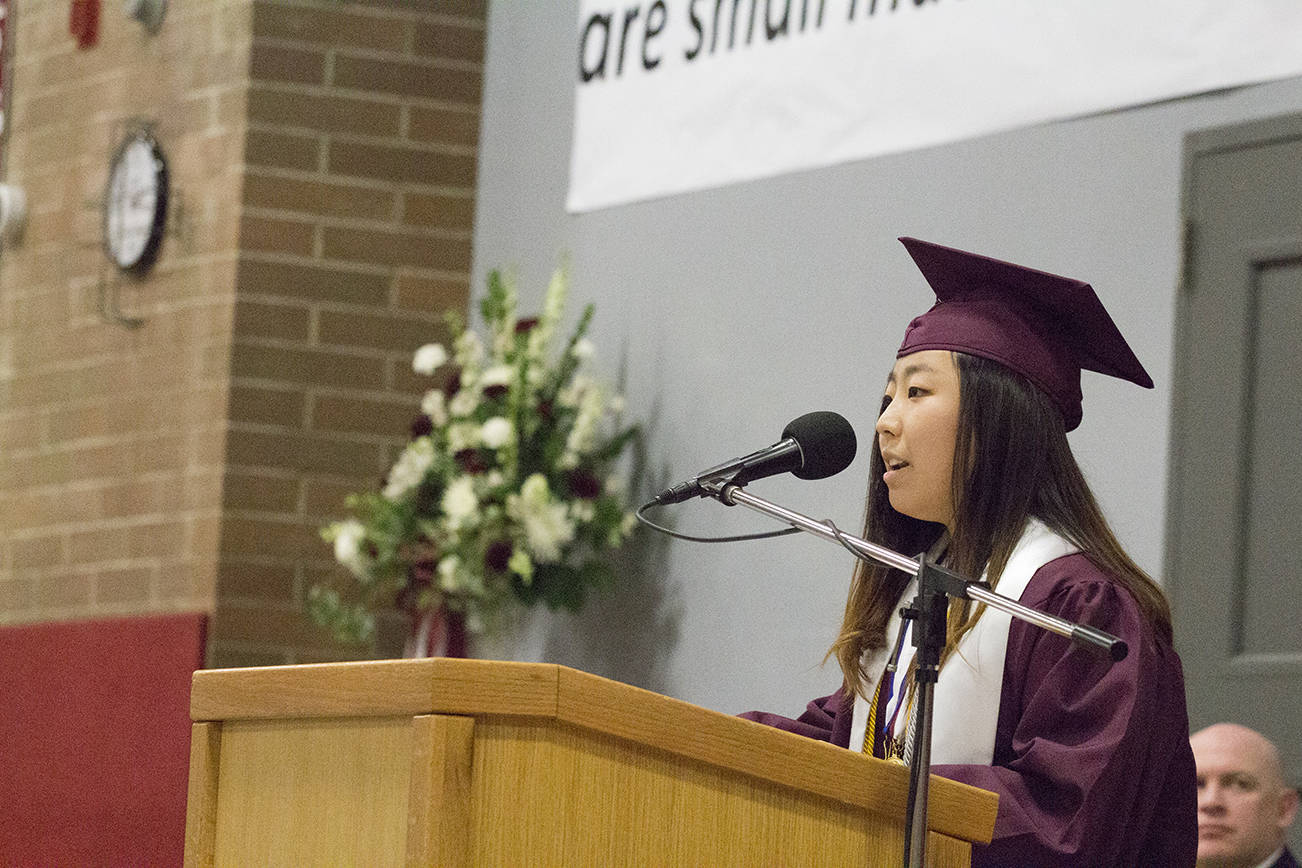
[183,658,996,866]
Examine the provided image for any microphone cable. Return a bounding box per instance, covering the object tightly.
[634,500,802,543]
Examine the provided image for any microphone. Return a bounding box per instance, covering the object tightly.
[650,411,857,506]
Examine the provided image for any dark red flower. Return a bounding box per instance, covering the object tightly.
[484,540,513,573]
[566,469,603,499]
[482,384,509,400]
[410,415,433,438]
[408,559,437,587]
[514,317,539,334]
[455,448,488,474]
[444,369,462,397]
[537,400,554,421]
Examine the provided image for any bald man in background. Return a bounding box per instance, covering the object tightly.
[1192,723,1299,868]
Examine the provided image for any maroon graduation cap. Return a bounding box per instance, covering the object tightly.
[896,237,1153,431]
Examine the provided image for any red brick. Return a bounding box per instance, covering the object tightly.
[228,384,308,428]
[252,2,411,54]
[333,54,481,105]
[245,127,321,171]
[237,257,390,305]
[156,558,219,604]
[0,413,42,452]
[327,140,476,188]
[248,85,401,137]
[223,470,301,513]
[402,192,474,230]
[413,21,485,63]
[233,299,312,342]
[311,394,419,438]
[251,42,327,86]
[320,225,472,272]
[346,0,486,19]
[12,535,65,569]
[218,516,329,559]
[36,573,94,609]
[407,105,480,148]
[240,214,317,256]
[217,561,297,603]
[394,273,470,313]
[0,577,36,614]
[207,643,294,668]
[303,478,369,519]
[225,429,387,477]
[212,600,360,650]
[100,478,168,519]
[243,173,396,222]
[389,357,455,396]
[317,308,447,352]
[95,566,155,604]
[231,343,387,390]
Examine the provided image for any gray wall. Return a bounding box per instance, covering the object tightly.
[471,1,1302,718]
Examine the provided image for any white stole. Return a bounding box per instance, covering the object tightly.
[849,519,1078,764]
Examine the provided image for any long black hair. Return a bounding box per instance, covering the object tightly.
[831,352,1172,700]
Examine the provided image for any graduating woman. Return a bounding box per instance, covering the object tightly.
[744,238,1198,866]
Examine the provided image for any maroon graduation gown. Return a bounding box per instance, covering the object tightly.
[742,554,1198,867]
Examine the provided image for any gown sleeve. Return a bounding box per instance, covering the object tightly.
[931,560,1198,867]
[739,689,852,747]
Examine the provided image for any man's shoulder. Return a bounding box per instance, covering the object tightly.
[1274,846,1301,868]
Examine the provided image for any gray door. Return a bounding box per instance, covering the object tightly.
[1168,112,1302,853]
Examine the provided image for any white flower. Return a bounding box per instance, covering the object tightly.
[609,512,637,546]
[332,519,369,577]
[569,500,595,523]
[384,438,435,500]
[479,364,514,391]
[558,374,592,409]
[449,389,479,418]
[542,267,568,332]
[420,390,448,426]
[508,547,534,581]
[412,343,449,375]
[563,384,606,464]
[507,473,575,562]
[454,330,484,367]
[441,476,479,529]
[572,338,595,361]
[481,416,514,449]
[447,421,481,452]
[437,555,463,592]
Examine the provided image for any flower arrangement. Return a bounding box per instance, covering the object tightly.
[310,266,639,646]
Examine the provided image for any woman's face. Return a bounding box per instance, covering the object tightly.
[876,349,962,530]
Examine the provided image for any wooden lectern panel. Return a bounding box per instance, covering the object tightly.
[407,714,474,866]
[467,717,967,866]
[213,716,412,864]
[185,660,994,866]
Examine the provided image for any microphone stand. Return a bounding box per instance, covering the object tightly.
[698,480,1127,868]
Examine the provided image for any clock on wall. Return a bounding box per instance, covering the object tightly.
[103,129,168,274]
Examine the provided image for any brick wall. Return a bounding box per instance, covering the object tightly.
[0,0,486,668]
[209,0,483,666]
[0,0,251,623]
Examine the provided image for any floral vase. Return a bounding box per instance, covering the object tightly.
[404,606,468,659]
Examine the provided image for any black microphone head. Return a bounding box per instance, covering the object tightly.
[782,411,857,480]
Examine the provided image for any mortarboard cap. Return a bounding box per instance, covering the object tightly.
[896,237,1153,431]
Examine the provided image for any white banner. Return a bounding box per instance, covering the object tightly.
[567,0,1302,213]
